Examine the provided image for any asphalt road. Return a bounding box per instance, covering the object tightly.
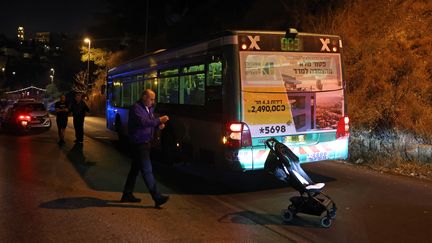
[0,116,431,242]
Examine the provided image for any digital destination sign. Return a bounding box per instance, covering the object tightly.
[238,33,341,53]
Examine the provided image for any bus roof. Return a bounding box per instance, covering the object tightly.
[108,30,341,76]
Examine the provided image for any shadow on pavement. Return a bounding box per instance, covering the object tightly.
[40,197,154,209]
[150,162,336,195]
[218,210,322,228]
[63,136,337,195]
[66,143,96,177]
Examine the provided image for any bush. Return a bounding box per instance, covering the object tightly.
[312,0,432,141]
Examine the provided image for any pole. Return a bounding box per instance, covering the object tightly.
[87,41,91,85]
[144,0,149,53]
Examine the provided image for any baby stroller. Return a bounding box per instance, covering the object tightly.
[264,138,337,228]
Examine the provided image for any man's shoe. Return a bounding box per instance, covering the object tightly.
[120,194,141,203]
[154,195,169,208]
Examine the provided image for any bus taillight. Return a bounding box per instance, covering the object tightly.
[336,116,350,139]
[224,122,252,148]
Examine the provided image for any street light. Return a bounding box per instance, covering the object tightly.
[84,38,91,85]
[50,68,55,83]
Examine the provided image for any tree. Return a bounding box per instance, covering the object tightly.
[78,46,125,114]
[72,71,87,94]
[44,83,61,100]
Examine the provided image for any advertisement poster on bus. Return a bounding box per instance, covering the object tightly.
[240,51,344,137]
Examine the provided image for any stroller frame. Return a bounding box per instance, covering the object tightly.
[264,138,337,228]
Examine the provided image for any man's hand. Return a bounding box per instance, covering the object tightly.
[159,115,169,124]
[158,124,165,130]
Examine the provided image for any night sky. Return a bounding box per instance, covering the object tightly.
[0,0,109,38]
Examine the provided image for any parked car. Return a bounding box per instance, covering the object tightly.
[1,101,51,132]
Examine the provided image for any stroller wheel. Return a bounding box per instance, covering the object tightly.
[281,209,293,222]
[329,208,337,219]
[320,217,332,228]
[288,205,297,215]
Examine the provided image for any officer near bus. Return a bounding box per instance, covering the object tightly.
[120,89,170,208]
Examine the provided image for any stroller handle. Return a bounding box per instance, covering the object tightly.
[265,137,279,150]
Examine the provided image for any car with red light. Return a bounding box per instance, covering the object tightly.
[1,101,51,132]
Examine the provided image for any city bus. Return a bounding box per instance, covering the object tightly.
[106,29,349,171]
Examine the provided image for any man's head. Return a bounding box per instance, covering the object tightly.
[74,93,82,102]
[141,89,156,107]
[60,94,66,102]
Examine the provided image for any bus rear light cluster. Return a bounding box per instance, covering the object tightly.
[223,122,252,148]
[336,116,350,139]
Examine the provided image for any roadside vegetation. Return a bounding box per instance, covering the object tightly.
[308,0,432,176]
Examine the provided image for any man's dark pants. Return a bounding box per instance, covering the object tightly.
[73,116,84,142]
[56,117,67,140]
[123,142,161,200]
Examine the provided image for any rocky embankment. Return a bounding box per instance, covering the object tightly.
[349,130,432,180]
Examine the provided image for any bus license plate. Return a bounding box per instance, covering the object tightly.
[307,152,328,161]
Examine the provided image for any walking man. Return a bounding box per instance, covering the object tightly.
[55,94,69,145]
[70,93,89,143]
[121,89,170,208]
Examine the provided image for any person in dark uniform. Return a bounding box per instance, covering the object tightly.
[69,93,89,143]
[121,89,170,208]
[55,94,69,145]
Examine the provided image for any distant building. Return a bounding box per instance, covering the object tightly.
[0,47,19,57]
[4,85,46,101]
[17,27,25,41]
[0,56,6,79]
[35,32,50,44]
[0,56,6,69]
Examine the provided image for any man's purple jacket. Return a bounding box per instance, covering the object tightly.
[128,101,162,144]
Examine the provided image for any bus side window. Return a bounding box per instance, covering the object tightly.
[107,83,113,105]
[144,79,153,89]
[122,82,132,107]
[207,61,222,86]
[206,60,222,105]
[180,73,205,106]
[130,81,141,103]
[112,81,122,107]
[159,76,179,104]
